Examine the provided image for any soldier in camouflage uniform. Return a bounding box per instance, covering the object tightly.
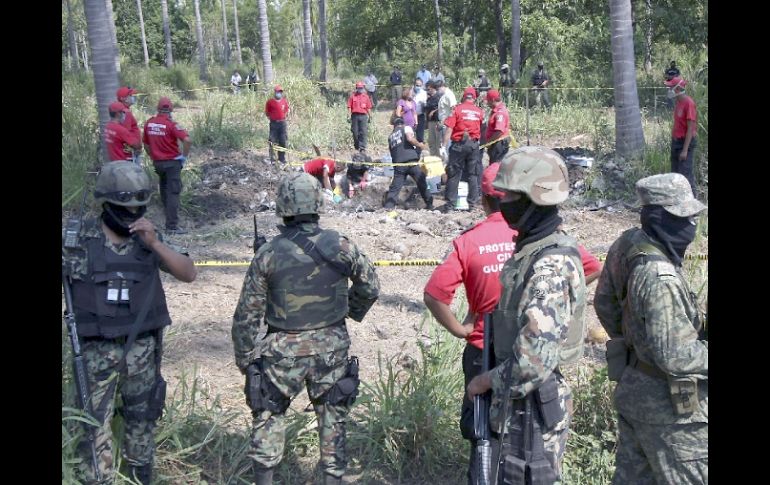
[232,172,380,485]
[62,161,197,484]
[595,173,708,485]
[467,146,587,483]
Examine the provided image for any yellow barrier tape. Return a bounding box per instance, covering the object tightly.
[194,254,706,267]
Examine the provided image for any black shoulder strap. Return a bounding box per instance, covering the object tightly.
[285,228,352,278]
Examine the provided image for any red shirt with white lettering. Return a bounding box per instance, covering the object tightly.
[265,97,290,121]
[672,95,697,139]
[303,158,336,177]
[105,121,139,161]
[142,113,189,161]
[121,106,141,140]
[347,92,372,114]
[444,101,484,141]
[425,211,603,350]
[485,103,510,140]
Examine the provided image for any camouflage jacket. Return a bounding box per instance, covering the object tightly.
[488,231,586,429]
[595,227,707,424]
[231,222,380,370]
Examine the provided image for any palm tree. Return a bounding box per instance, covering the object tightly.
[82,0,119,161]
[434,0,443,70]
[193,0,207,80]
[233,0,243,65]
[65,0,80,71]
[511,0,521,81]
[136,0,150,68]
[161,0,174,67]
[493,0,506,68]
[221,0,230,64]
[257,0,274,84]
[105,0,120,72]
[318,0,328,82]
[609,0,645,159]
[301,0,313,78]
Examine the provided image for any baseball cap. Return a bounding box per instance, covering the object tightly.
[463,87,477,99]
[486,89,501,102]
[482,163,506,198]
[355,81,364,88]
[636,173,706,217]
[157,97,173,111]
[108,102,127,114]
[392,117,405,126]
[116,86,137,98]
[274,84,283,92]
[664,76,688,88]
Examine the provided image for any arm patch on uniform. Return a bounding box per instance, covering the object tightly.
[530,274,552,299]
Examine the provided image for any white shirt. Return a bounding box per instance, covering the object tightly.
[231,73,242,85]
[413,88,428,115]
[438,87,457,122]
[364,74,378,92]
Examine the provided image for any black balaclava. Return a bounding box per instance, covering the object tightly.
[640,205,696,266]
[500,195,562,251]
[102,202,146,237]
[283,214,320,226]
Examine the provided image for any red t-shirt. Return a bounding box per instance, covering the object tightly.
[121,106,141,140]
[104,121,139,161]
[303,158,336,177]
[425,212,603,350]
[265,98,290,121]
[672,95,697,140]
[142,114,189,161]
[347,92,372,114]
[485,103,510,140]
[444,101,484,141]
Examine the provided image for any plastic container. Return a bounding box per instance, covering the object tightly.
[455,181,469,210]
[421,156,445,178]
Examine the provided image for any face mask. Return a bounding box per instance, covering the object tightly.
[499,198,532,228]
[275,92,283,99]
[128,96,136,105]
[102,203,146,237]
[356,88,364,94]
[414,86,422,93]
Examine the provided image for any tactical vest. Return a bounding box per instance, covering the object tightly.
[71,223,170,339]
[388,127,420,163]
[265,227,349,331]
[491,232,587,368]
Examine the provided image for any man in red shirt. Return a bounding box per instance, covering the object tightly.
[142,97,192,234]
[303,157,340,192]
[485,89,511,164]
[424,162,602,484]
[348,81,373,152]
[117,86,142,164]
[104,102,141,162]
[441,87,485,211]
[265,85,290,164]
[665,76,698,190]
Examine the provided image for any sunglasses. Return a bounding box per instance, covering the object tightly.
[97,190,152,203]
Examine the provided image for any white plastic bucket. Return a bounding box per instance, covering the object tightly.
[455,181,469,210]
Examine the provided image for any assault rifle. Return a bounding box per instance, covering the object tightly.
[473,313,494,485]
[253,215,267,254]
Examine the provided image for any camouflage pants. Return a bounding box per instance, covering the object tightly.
[75,333,159,484]
[250,348,350,478]
[612,413,708,485]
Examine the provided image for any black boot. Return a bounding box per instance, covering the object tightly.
[253,465,274,485]
[323,474,342,485]
[129,464,152,485]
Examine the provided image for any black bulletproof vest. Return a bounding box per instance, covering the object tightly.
[72,231,171,338]
[388,127,420,163]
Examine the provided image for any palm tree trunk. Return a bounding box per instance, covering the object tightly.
[65,0,80,71]
[644,0,653,73]
[80,29,90,71]
[194,0,207,80]
[301,0,313,78]
[609,0,645,159]
[257,0,274,84]
[233,0,243,65]
[160,0,174,66]
[105,0,121,73]
[317,0,328,81]
[83,0,120,162]
[493,0,506,69]
[434,0,443,70]
[511,0,521,81]
[136,0,150,68]
[221,0,230,64]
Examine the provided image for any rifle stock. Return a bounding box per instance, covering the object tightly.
[253,215,267,254]
[473,313,494,485]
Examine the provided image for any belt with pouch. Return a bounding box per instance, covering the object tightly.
[628,352,668,379]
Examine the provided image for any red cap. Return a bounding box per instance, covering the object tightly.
[157,96,173,111]
[108,102,127,114]
[274,84,283,92]
[486,89,501,102]
[481,163,506,198]
[355,81,365,88]
[463,86,477,99]
[664,76,688,88]
[116,86,137,98]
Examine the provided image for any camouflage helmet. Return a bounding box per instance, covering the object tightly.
[275,172,325,217]
[94,161,153,207]
[492,146,570,206]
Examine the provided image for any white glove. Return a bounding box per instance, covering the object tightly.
[439,146,448,160]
